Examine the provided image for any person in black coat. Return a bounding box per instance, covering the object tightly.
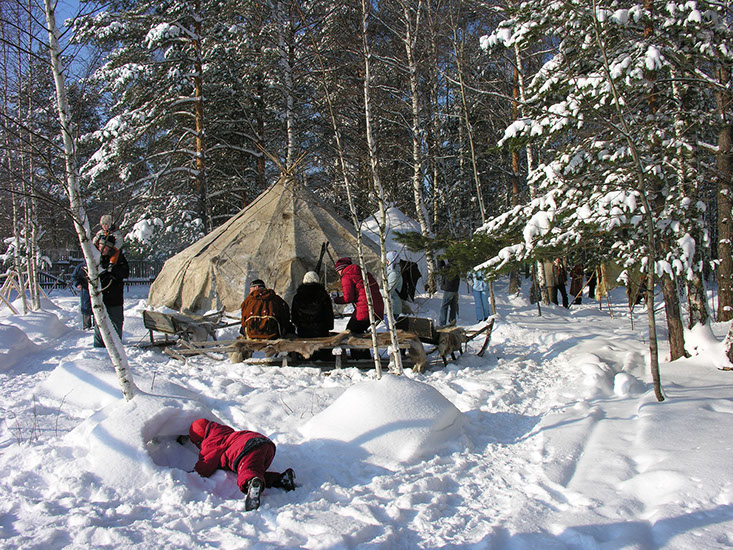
[94,235,130,347]
[291,271,334,360]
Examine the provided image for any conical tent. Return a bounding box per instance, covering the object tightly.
[147,177,382,314]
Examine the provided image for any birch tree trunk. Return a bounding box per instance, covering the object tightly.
[192,0,210,232]
[449,8,485,226]
[513,41,549,304]
[43,0,136,401]
[361,0,402,374]
[278,0,296,169]
[1,20,28,314]
[401,0,436,297]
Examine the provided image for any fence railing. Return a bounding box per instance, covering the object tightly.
[38,259,164,290]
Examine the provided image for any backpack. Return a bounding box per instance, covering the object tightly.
[242,297,281,339]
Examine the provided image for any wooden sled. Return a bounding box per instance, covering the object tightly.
[141,309,235,346]
[396,316,494,366]
[163,330,428,373]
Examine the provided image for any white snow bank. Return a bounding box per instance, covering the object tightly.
[300,375,464,465]
[66,392,210,489]
[0,323,39,370]
[3,310,68,342]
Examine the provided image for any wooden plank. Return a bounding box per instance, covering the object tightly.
[476,319,495,357]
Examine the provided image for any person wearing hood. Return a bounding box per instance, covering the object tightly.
[291,271,334,361]
[332,257,384,360]
[385,251,403,319]
[291,271,334,338]
[188,418,295,511]
[240,279,293,339]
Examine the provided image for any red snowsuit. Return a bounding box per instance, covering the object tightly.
[333,263,384,321]
[189,418,280,492]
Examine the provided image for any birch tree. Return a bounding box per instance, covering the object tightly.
[43,0,136,401]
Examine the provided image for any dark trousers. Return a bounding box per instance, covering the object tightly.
[94,305,124,347]
[551,285,569,308]
[346,316,372,359]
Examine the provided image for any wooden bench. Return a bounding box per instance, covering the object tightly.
[165,330,428,373]
[141,310,229,345]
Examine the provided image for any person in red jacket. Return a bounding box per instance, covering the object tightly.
[332,257,384,359]
[189,418,295,511]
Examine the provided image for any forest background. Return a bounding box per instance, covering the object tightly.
[2,0,733,382]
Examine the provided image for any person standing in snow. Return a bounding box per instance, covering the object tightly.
[71,262,93,330]
[438,258,460,327]
[385,251,403,320]
[332,257,384,360]
[550,257,569,308]
[93,236,129,347]
[469,271,490,322]
[188,418,295,511]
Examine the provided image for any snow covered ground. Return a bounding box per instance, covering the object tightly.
[0,280,732,549]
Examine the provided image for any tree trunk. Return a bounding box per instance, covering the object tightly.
[192,0,210,232]
[661,273,688,361]
[43,0,136,401]
[361,0,402,375]
[401,0,436,298]
[716,65,733,322]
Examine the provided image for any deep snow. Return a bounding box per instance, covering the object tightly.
[0,280,732,549]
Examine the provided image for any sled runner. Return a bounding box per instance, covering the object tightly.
[395,316,494,366]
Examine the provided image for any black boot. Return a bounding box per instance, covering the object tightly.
[245,477,264,511]
[275,468,296,492]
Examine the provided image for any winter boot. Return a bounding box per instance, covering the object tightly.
[275,468,296,492]
[245,477,264,511]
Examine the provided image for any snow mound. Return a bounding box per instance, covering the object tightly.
[0,323,39,370]
[300,375,464,464]
[4,310,68,342]
[66,392,210,489]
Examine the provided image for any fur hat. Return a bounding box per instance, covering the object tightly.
[303,271,320,284]
[189,418,210,445]
[100,214,113,226]
[249,279,265,288]
[334,257,352,271]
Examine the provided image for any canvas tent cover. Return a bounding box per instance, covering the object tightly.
[147,177,381,315]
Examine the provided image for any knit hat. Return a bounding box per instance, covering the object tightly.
[334,257,352,271]
[189,418,210,445]
[250,279,265,288]
[100,214,113,226]
[303,271,319,284]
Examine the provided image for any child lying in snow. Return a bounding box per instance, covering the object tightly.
[188,418,295,511]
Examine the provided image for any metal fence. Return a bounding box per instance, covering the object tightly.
[38,259,164,290]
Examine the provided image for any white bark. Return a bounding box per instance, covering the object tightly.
[43,0,136,401]
[400,0,437,296]
[361,0,402,376]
